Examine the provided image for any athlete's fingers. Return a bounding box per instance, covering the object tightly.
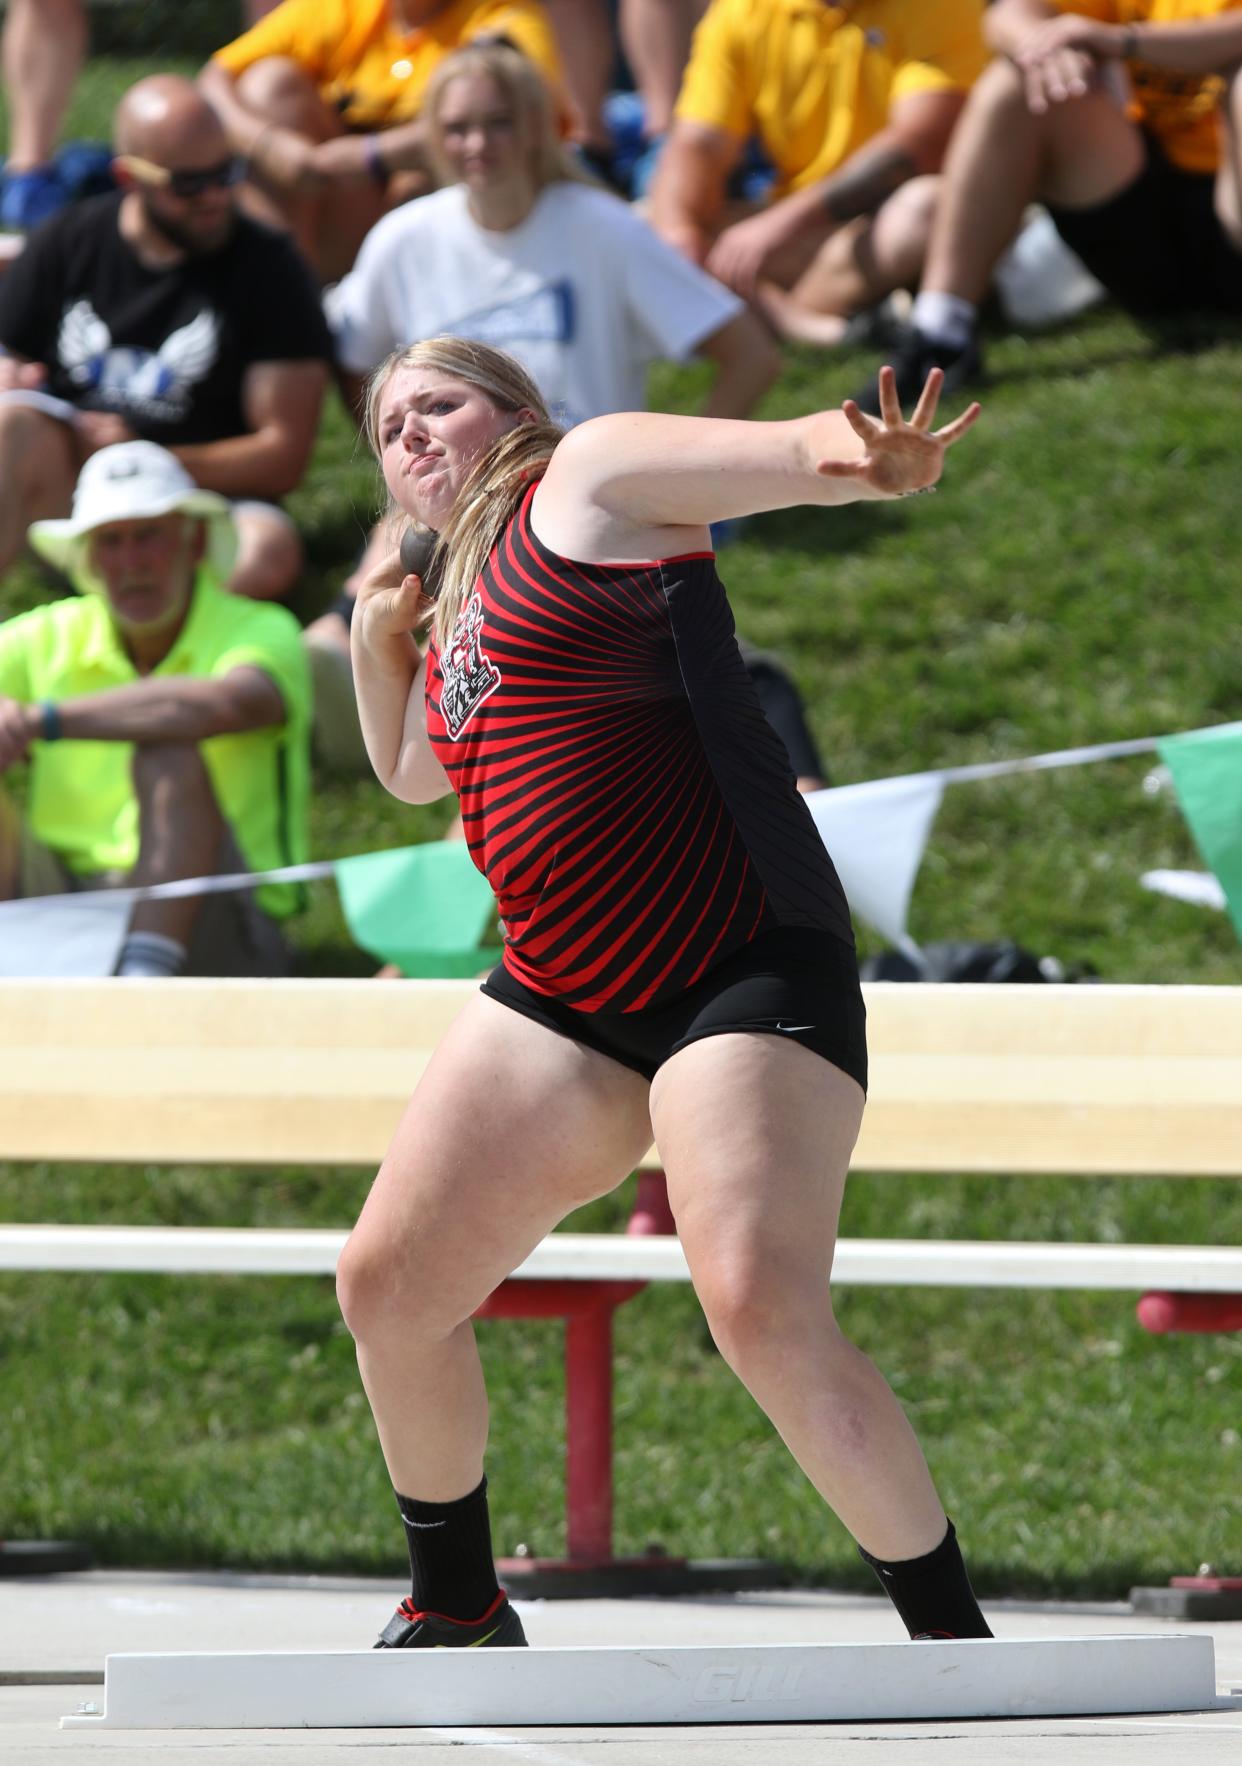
[877,365,903,429]
[933,401,983,447]
[909,368,944,432]
[840,397,883,442]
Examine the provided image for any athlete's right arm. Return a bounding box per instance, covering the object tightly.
[350,552,453,805]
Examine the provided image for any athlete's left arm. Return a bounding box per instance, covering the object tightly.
[1016,10,1242,77]
[536,368,979,541]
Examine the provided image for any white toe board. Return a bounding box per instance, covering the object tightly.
[60,1634,1216,1729]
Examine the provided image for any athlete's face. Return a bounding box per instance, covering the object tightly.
[377,365,531,528]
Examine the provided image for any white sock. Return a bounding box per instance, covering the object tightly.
[911,291,978,351]
[115,931,187,978]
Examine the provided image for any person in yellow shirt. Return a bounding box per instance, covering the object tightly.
[199,0,563,282]
[0,441,311,978]
[648,0,988,344]
[854,0,1242,410]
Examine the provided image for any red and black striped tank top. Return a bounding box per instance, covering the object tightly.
[424,483,853,1012]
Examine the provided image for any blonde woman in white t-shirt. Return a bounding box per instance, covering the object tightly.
[307,40,777,770]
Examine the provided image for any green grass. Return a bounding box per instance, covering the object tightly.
[3,56,1242,1597]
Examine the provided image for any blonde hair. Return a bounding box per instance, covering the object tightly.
[422,40,592,194]
[365,335,563,646]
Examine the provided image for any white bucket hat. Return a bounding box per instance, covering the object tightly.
[28,440,238,589]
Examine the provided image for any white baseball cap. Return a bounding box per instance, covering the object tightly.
[28,440,238,588]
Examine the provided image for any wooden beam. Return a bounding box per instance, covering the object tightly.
[2,981,1240,1175]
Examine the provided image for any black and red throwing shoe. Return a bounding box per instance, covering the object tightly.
[374,1589,527,1650]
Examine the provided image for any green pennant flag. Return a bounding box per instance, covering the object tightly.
[335,843,501,977]
[1157,721,1242,940]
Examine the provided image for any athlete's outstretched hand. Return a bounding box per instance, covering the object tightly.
[818,367,980,500]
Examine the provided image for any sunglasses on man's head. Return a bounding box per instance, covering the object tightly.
[116,154,246,198]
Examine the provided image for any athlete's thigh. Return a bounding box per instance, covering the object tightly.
[649,1031,865,1280]
[348,990,653,1314]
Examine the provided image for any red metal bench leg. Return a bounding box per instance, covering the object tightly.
[564,1300,615,1562]
[1137,1292,1242,1334]
[481,1173,784,1594]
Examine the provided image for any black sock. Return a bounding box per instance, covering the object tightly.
[859,1518,993,1639]
[395,1476,501,1622]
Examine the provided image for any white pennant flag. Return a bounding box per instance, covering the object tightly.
[803,772,945,949]
[0,892,132,977]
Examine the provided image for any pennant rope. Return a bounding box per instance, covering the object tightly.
[0,859,337,914]
[0,731,1179,920]
[932,733,1159,787]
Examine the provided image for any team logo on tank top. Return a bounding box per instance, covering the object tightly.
[440,592,502,738]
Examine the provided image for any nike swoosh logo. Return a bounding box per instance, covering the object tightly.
[433,1626,500,1648]
[773,1023,815,1034]
[401,1516,448,1530]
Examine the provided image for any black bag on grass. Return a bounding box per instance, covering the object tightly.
[859,940,1083,984]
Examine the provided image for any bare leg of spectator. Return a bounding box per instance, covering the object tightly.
[1,0,87,172]
[231,56,389,280]
[0,785,21,900]
[229,504,303,601]
[1211,65,1242,249]
[619,0,708,141]
[305,520,382,775]
[921,58,1143,306]
[853,59,1147,409]
[0,407,77,575]
[541,0,616,169]
[125,743,225,952]
[757,176,941,346]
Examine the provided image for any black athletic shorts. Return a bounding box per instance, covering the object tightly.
[481,925,868,1093]
[1048,131,1242,318]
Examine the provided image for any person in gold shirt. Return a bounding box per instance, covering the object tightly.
[199,0,563,282]
[854,0,1242,409]
[647,0,988,344]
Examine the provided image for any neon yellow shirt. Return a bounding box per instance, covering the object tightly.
[212,0,563,131]
[674,0,987,198]
[0,576,311,918]
[1060,0,1242,172]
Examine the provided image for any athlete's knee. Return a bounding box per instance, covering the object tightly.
[335,1229,466,1346]
[336,1233,397,1343]
[691,1242,830,1376]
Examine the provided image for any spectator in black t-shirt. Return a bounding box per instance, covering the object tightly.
[0,74,332,601]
